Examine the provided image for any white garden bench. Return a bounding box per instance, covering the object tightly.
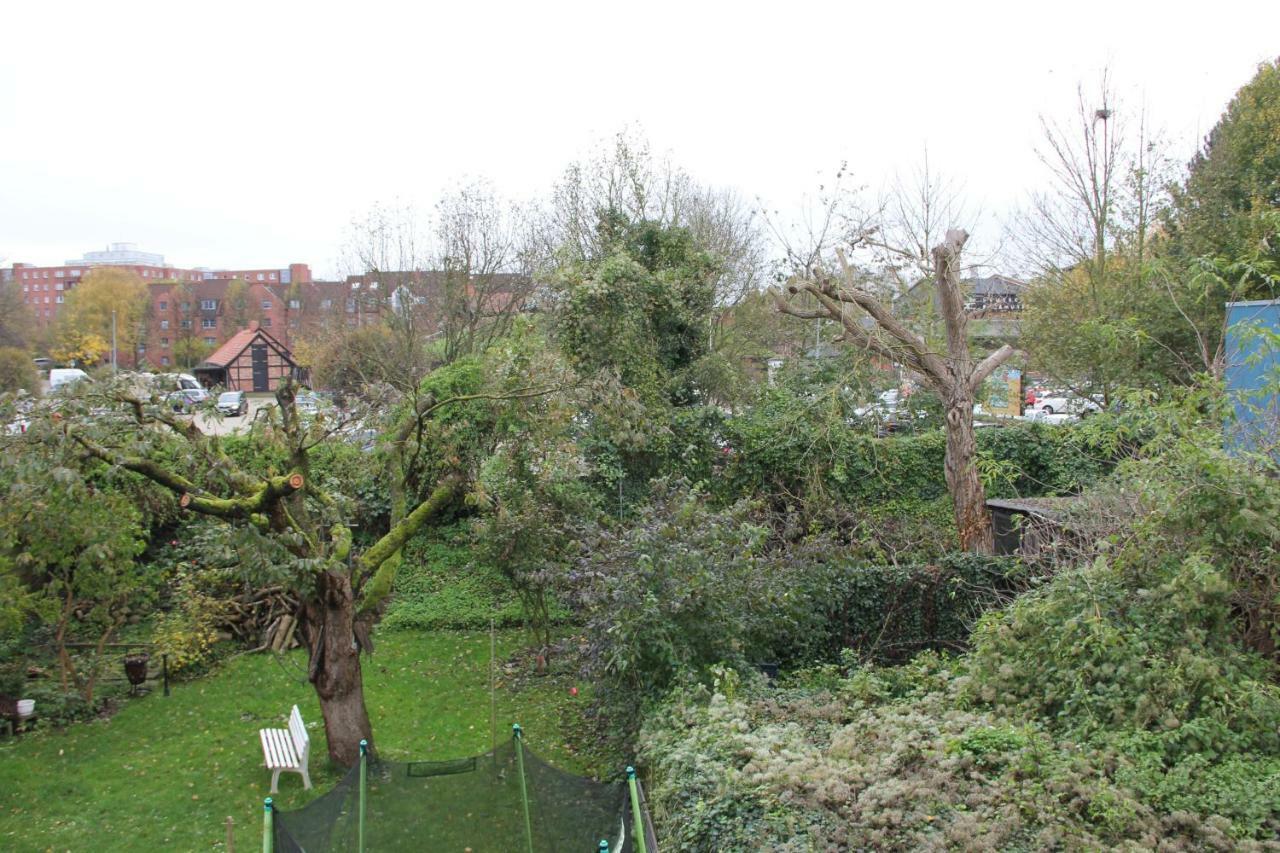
[259,705,312,793]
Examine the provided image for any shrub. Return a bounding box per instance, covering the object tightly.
[571,481,1023,742]
[640,656,1280,850]
[0,348,38,394]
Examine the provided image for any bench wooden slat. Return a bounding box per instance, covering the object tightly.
[266,730,297,768]
[259,705,312,793]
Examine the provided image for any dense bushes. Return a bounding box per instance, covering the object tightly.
[571,482,1023,738]
[639,656,1280,850]
[637,392,1280,848]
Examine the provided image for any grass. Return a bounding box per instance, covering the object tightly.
[0,629,597,852]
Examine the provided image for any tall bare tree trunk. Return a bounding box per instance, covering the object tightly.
[306,571,374,766]
[943,395,994,554]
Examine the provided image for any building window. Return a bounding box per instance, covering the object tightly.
[137,342,146,353]
[21,272,27,280]
[44,296,50,303]
[55,270,64,278]
[56,295,64,303]
[288,298,301,309]
[160,337,169,346]
[204,336,216,345]
[261,300,272,310]
[202,318,216,329]
[346,299,356,313]
[256,273,264,281]
[200,299,217,310]
[181,319,192,329]
[70,269,81,276]
[181,301,191,312]
[161,356,170,366]
[159,300,168,310]
[22,285,27,292]
[269,272,277,280]
[42,271,49,278]
[262,318,272,327]
[320,299,332,309]
[55,282,63,291]
[160,319,170,330]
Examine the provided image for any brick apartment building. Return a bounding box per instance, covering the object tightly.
[4,243,533,371]
[3,243,330,369]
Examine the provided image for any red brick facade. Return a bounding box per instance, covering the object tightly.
[3,252,321,369]
[4,248,531,371]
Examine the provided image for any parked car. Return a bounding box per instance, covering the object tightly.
[167,389,208,413]
[1033,392,1101,417]
[216,390,249,417]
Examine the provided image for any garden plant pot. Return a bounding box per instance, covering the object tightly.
[124,654,150,690]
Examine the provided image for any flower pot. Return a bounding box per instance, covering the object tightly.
[124,654,150,687]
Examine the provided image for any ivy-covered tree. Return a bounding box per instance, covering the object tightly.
[555,216,720,405]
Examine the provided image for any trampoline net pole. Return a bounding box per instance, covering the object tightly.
[627,766,648,853]
[513,724,535,853]
[262,797,273,853]
[359,739,368,853]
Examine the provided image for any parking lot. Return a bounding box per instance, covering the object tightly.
[193,394,277,436]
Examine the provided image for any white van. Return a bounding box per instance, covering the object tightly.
[132,372,209,403]
[49,368,91,391]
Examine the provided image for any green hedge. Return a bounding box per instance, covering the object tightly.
[765,551,1025,667]
[718,392,1121,511]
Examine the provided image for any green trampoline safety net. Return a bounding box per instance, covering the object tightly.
[272,734,645,852]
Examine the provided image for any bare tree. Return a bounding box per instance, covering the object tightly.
[1016,74,1189,397]
[773,229,1014,553]
[433,180,537,363]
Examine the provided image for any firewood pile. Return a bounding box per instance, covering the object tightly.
[219,586,304,653]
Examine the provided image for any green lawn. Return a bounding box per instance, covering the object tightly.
[0,629,596,852]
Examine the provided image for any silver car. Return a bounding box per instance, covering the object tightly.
[216,391,249,417]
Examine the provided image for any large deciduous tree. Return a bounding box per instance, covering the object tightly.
[1168,57,1280,288]
[36,378,467,765]
[53,268,149,367]
[773,229,1013,553]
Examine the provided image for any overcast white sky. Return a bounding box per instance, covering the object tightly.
[1,1,1276,277]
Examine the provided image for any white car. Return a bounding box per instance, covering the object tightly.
[853,389,902,420]
[1032,393,1101,418]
